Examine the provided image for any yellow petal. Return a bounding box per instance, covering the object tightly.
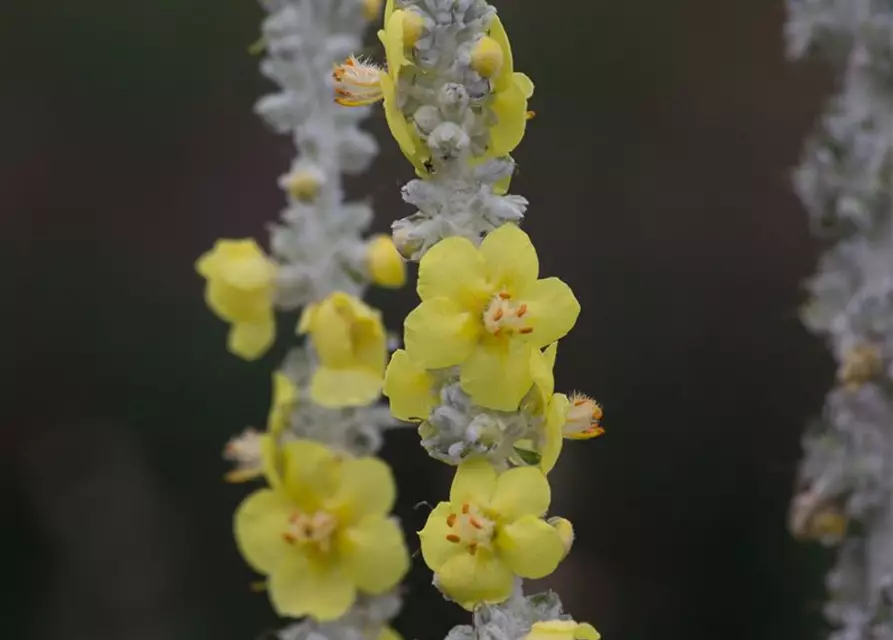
[228,319,275,361]
[489,80,527,158]
[486,14,514,92]
[528,342,558,409]
[302,295,353,366]
[257,434,283,489]
[338,516,409,594]
[527,622,601,640]
[404,297,480,369]
[269,552,355,621]
[460,339,534,411]
[383,10,409,75]
[383,349,438,421]
[267,372,296,436]
[206,279,271,323]
[327,456,396,522]
[539,393,569,474]
[281,439,342,509]
[310,366,383,408]
[489,465,551,520]
[419,502,465,571]
[383,0,395,23]
[381,73,428,174]
[417,236,490,306]
[495,515,564,578]
[436,549,514,610]
[513,72,534,99]
[449,458,497,507]
[233,488,293,574]
[521,277,581,348]
[480,224,539,294]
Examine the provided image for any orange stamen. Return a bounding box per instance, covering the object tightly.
[519,327,533,334]
[446,514,457,527]
[462,503,469,514]
[470,517,483,529]
[516,303,527,317]
[446,534,461,543]
[493,308,504,321]
[498,291,511,299]
[468,542,478,555]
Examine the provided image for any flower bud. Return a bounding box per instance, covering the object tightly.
[362,0,382,21]
[367,234,407,288]
[282,167,324,202]
[470,36,503,78]
[548,516,575,557]
[403,10,425,48]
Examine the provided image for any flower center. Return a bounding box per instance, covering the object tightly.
[333,56,384,107]
[283,510,338,553]
[482,291,533,337]
[444,502,495,555]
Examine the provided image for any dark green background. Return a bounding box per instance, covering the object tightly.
[3,1,836,639]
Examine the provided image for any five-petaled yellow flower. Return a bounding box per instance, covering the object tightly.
[235,440,410,620]
[525,621,601,640]
[196,238,277,360]
[418,458,568,609]
[401,223,580,411]
[298,292,387,408]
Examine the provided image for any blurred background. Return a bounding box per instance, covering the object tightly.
[2,0,839,639]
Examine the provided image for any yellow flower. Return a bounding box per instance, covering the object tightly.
[367,234,407,288]
[196,238,277,360]
[484,15,535,159]
[403,224,580,411]
[297,292,387,408]
[525,621,601,640]
[234,440,410,620]
[418,459,567,609]
[383,349,438,421]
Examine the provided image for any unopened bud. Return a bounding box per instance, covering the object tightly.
[366,235,407,288]
[470,36,503,78]
[282,167,324,203]
[402,10,425,48]
[362,0,382,21]
[548,517,575,557]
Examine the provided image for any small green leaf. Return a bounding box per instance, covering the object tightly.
[514,447,541,465]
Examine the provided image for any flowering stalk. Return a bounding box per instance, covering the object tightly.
[786,1,893,638]
[337,0,604,637]
[196,0,414,637]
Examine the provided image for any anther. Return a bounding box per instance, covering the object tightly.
[519,327,533,334]
[470,517,483,529]
[468,542,478,555]
[462,503,470,514]
[446,534,461,543]
[516,303,527,317]
[493,308,504,321]
[446,513,457,527]
[498,291,511,299]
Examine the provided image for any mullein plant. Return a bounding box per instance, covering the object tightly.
[333,1,604,639]
[198,0,605,638]
[786,1,893,638]
[197,0,414,638]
